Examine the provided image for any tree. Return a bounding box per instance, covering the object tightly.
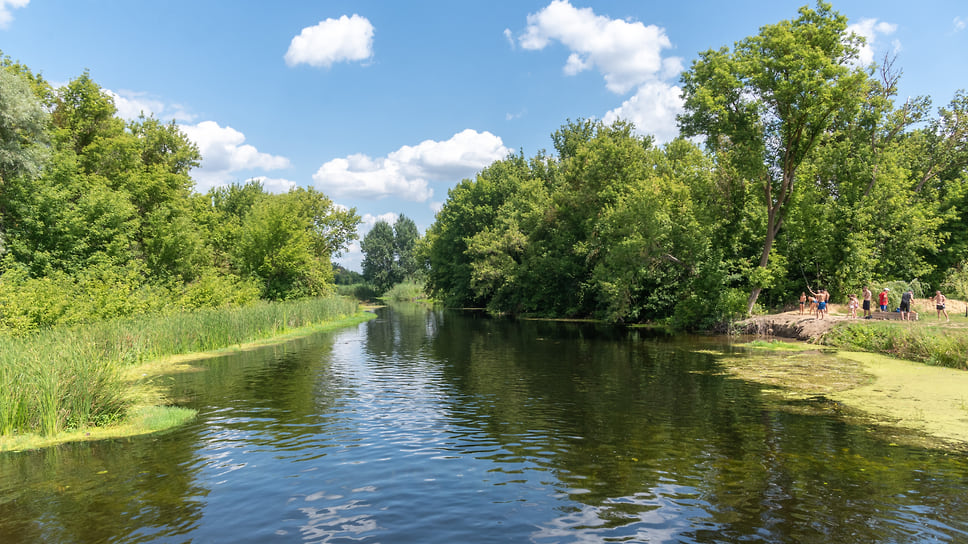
[232,187,359,300]
[0,66,50,255]
[393,214,420,279]
[679,2,867,314]
[361,221,398,292]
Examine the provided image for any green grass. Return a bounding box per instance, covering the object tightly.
[382,280,429,302]
[0,295,360,439]
[824,319,968,370]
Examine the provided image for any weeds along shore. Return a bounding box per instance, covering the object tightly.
[0,296,363,442]
[824,320,968,370]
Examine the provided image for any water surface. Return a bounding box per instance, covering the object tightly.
[1,305,966,543]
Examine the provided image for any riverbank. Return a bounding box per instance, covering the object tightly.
[724,342,968,451]
[731,302,968,451]
[0,308,376,452]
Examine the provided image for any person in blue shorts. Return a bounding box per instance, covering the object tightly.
[808,286,828,320]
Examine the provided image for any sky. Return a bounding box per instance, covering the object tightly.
[1,1,966,271]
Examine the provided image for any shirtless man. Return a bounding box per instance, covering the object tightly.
[862,286,872,319]
[931,291,950,322]
[808,286,828,320]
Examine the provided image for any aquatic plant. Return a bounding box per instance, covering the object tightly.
[0,295,359,437]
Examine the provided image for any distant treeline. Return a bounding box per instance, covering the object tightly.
[424,4,968,329]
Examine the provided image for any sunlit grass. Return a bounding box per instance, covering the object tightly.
[0,296,361,442]
[824,319,968,370]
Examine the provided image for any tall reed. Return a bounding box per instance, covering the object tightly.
[0,296,360,437]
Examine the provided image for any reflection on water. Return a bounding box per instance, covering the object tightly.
[1,305,967,543]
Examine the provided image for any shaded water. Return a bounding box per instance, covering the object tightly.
[2,304,967,543]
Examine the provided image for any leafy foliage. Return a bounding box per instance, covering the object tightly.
[0,65,360,333]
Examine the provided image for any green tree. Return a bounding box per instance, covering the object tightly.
[393,214,420,279]
[0,66,50,255]
[679,1,867,314]
[361,221,398,292]
[233,187,359,300]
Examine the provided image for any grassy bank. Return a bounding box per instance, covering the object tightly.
[0,295,363,446]
[823,319,968,370]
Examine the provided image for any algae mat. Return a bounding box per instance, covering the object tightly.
[832,351,968,449]
[720,343,968,451]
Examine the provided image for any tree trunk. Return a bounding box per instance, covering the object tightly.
[746,209,778,315]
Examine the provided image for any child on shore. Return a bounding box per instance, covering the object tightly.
[848,294,859,318]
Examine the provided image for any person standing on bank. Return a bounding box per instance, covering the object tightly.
[808,286,827,320]
[899,289,913,321]
[878,287,890,312]
[799,292,807,315]
[931,290,950,321]
[862,286,872,319]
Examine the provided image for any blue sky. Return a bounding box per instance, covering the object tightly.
[2,1,966,270]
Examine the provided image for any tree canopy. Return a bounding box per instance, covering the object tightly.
[423,4,968,328]
[0,60,360,333]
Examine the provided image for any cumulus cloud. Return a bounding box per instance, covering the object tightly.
[312,129,510,201]
[0,0,28,29]
[180,120,291,192]
[106,89,195,123]
[250,176,297,194]
[604,82,683,143]
[285,14,374,68]
[848,18,899,66]
[518,0,682,94]
[516,1,684,143]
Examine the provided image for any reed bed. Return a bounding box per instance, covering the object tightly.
[0,296,359,437]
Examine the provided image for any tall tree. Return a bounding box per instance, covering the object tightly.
[393,214,420,279]
[0,66,50,255]
[679,1,867,313]
[361,221,398,292]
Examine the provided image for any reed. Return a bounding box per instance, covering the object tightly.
[0,296,360,437]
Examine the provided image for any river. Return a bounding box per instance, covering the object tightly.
[1,304,966,543]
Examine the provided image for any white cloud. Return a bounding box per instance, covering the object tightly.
[312,129,510,201]
[848,18,898,66]
[0,0,28,29]
[518,0,681,94]
[955,16,966,33]
[106,89,195,123]
[285,14,374,68]
[251,176,297,194]
[603,81,684,143]
[180,120,291,192]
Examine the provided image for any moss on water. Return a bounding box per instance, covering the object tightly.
[715,343,968,451]
[830,351,968,450]
[0,406,197,452]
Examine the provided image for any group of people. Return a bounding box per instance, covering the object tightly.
[797,286,951,321]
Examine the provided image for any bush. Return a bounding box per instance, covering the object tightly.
[335,282,381,301]
[383,280,427,302]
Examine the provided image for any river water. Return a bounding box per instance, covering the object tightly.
[1,304,967,543]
